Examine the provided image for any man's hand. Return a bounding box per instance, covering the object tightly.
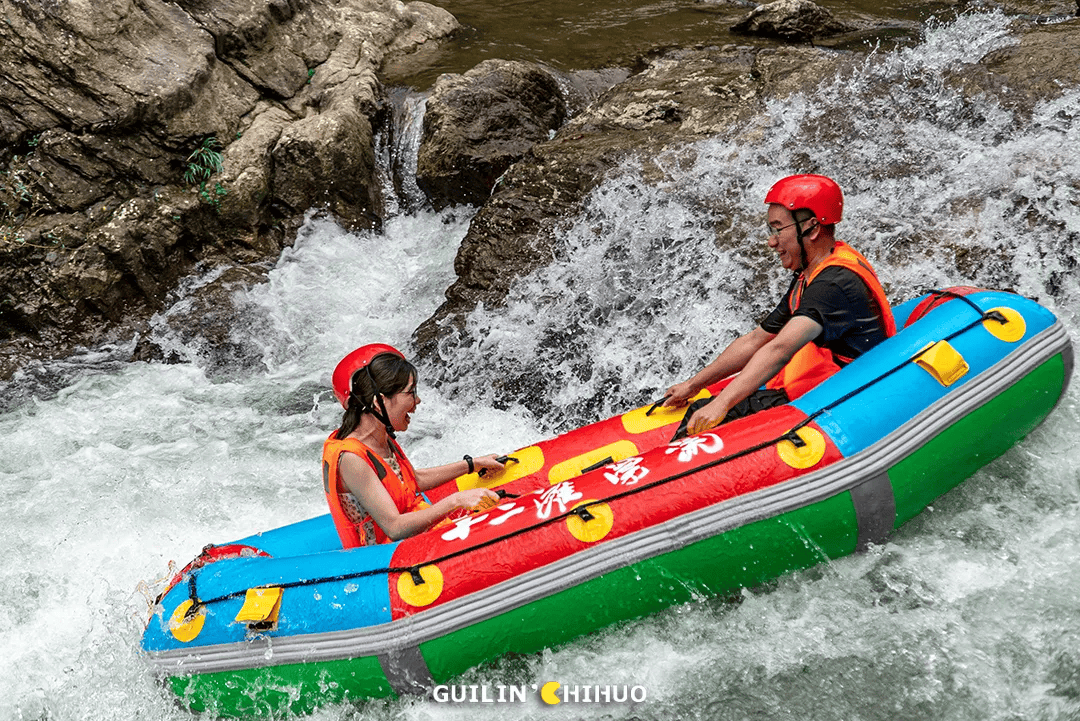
[661,381,698,408]
[686,397,728,435]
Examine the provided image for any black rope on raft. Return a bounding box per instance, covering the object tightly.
[186,290,1003,609]
[573,506,596,523]
[184,575,204,619]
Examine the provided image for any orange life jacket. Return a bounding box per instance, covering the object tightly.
[765,240,896,400]
[321,433,431,548]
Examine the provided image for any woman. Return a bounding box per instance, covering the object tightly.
[322,343,503,548]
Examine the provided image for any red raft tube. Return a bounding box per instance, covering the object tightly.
[141,288,1072,717]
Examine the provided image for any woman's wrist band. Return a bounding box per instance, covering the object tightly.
[463,454,474,474]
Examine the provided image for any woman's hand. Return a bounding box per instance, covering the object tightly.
[472,454,508,474]
[448,487,500,511]
[418,455,511,490]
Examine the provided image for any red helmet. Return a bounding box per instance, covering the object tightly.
[764,174,843,225]
[331,344,405,407]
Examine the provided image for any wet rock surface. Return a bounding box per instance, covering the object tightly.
[950,19,1080,115]
[730,0,855,42]
[131,264,275,374]
[416,60,570,209]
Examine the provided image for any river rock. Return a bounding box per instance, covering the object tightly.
[730,0,854,42]
[0,0,459,379]
[270,110,381,228]
[132,263,274,374]
[416,60,570,209]
[413,44,848,362]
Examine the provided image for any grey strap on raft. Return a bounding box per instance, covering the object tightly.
[850,471,896,551]
[378,645,434,696]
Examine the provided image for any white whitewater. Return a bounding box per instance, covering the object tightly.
[2,13,1078,721]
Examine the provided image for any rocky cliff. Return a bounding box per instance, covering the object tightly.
[1,0,457,374]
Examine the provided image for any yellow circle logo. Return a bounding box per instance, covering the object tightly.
[169,600,206,643]
[982,306,1026,343]
[776,426,826,469]
[397,565,444,607]
[566,501,614,543]
[540,681,562,705]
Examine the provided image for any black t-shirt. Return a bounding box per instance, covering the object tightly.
[760,266,888,364]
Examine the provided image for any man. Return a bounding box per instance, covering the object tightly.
[663,174,896,436]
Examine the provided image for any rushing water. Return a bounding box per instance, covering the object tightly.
[3,11,1080,721]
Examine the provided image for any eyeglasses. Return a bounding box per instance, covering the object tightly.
[399,387,420,402]
[765,220,801,237]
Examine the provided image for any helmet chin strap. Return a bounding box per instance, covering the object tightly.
[373,396,397,440]
[793,217,817,271]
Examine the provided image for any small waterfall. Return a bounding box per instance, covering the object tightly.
[111,88,434,382]
[374,86,430,217]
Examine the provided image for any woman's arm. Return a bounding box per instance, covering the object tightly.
[339,453,498,541]
[414,454,506,491]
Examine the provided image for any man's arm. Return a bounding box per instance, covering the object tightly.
[685,315,823,435]
[662,326,776,407]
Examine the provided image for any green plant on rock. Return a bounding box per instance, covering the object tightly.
[1,154,47,248]
[198,181,229,212]
[183,137,224,184]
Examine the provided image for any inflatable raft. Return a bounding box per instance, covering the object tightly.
[141,288,1072,716]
